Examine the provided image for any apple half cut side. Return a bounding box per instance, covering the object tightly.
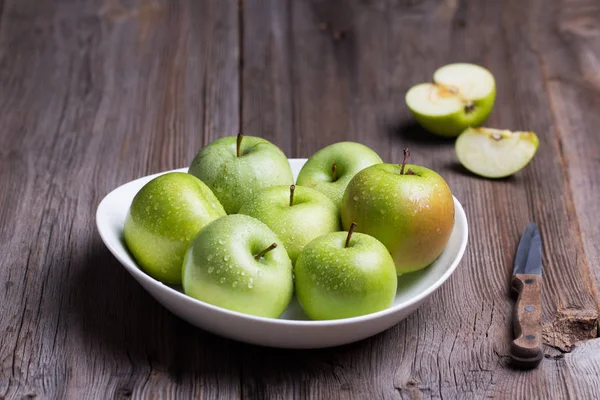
[405,63,496,137]
[455,127,539,179]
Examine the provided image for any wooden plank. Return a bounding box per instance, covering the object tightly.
[241,0,295,155]
[0,0,239,398]
[482,0,599,353]
[241,0,599,398]
[530,0,600,297]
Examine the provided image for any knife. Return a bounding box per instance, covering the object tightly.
[510,222,544,368]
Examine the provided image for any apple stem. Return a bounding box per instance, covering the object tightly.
[400,148,410,175]
[332,162,337,181]
[254,243,277,260]
[289,185,295,207]
[345,222,357,248]
[236,133,243,157]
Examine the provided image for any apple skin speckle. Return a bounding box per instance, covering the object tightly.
[294,232,397,320]
[238,185,341,265]
[182,214,294,319]
[341,163,455,274]
[296,142,383,209]
[124,172,226,285]
[188,135,294,214]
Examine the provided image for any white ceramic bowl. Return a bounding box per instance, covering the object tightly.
[96,159,468,349]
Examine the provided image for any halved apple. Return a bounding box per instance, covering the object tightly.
[405,63,496,137]
[455,127,539,178]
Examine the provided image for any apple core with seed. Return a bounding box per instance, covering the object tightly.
[405,63,496,137]
[455,127,539,178]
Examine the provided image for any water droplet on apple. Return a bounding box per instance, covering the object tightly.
[436,227,441,233]
[241,271,245,276]
[224,255,231,261]
[207,254,213,261]
[218,239,225,245]
[353,196,359,201]
[248,278,254,288]
[207,266,214,274]
[219,277,225,284]
[153,204,159,210]
[232,281,238,288]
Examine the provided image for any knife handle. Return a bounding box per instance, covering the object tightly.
[510,274,543,368]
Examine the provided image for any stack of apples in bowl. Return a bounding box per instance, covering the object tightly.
[97,133,468,348]
[96,62,548,347]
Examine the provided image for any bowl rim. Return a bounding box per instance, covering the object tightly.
[96,159,468,328]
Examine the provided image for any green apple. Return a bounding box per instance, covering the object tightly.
[238,184,341,264]
[405,63,496,137]
[455,127,539,178]
[294,223,397,320]
[341,151,455,274]
[296,141,383,209]
[124,172,226,284]
[182,214,293,318]
[188,134,294,214]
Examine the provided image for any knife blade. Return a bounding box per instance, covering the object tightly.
[510,222,544,368]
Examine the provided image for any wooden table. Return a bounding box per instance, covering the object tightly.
[1,0,599,398]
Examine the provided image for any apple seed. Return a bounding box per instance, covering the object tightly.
[464,101,475,114]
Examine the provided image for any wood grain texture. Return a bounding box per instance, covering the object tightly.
[241,0,600,398]
[0,0,240,398]
[0,0,599,399]
[531,0,600,298]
